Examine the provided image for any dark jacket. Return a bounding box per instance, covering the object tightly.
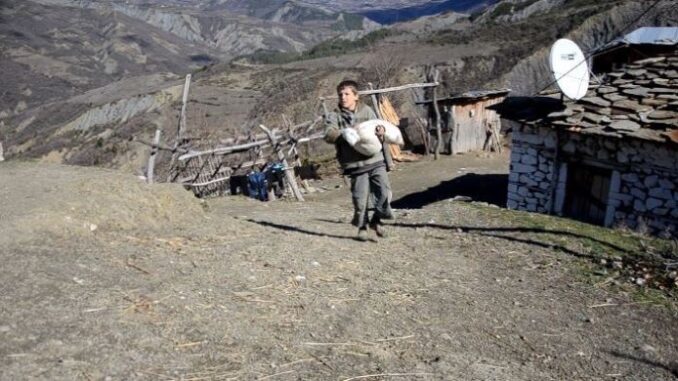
[324,103,384,173]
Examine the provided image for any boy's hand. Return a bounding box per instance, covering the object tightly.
[375,125,385,142]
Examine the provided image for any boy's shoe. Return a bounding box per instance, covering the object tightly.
[369,223,387,238]
[356,228,369,242]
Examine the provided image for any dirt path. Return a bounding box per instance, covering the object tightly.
[1,156,676,380]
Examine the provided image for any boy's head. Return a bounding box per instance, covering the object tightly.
[336,80,360,111]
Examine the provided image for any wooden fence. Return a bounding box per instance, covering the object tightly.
[137,75,441,200]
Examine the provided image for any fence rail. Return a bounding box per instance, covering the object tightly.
[138,80,434,199]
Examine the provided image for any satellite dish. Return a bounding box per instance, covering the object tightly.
[549,38,590,101]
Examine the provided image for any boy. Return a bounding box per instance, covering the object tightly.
[324,80,393,241]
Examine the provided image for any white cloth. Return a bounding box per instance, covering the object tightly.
[341,128,360,147]
[345,119,404,156]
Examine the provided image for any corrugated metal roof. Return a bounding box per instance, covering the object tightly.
[623,27,678,45]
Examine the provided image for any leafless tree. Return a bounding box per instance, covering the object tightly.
[360,45,406,90]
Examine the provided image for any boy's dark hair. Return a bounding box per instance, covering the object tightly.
[336,80,359,95]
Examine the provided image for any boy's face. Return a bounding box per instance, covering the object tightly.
[338,87,359,111]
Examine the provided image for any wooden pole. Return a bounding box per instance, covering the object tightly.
[259,124,304,202]
[283,114,311,193]
[146,129,161,184]
[178,74,192,140]
[167,73,192,182]
[177,132,324,161]
[321,99,329,118]
[0,140,4,162]
[430,68,443,161]
[367,82,384,120]
[367,82,393,171]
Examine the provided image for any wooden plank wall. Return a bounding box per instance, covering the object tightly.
[450,96,505,154]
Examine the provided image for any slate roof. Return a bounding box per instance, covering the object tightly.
[497,54,678,145]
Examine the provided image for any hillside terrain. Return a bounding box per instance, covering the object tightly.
[1,0,676,175]
[1,156,676,380]
[1,2,677,377]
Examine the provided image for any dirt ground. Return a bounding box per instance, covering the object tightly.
[1,154,677,381]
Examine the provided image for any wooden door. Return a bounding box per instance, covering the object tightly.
[563,163,611,225]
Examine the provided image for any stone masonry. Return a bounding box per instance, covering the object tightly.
[508,124,678,237]
[505,54,678,238]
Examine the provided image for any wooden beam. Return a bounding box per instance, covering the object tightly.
[178,132,324,161]
[216,117,322,145]
[320,82,439,100]
[133,136,190,154]
[185,176,231,188]
[259,124,304,202]
[146,129,161,184]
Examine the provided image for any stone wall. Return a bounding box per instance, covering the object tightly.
[508,124,678,238]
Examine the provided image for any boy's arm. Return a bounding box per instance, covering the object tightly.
[324,111,342,143]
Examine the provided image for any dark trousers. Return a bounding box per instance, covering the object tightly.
[350,165,393,228]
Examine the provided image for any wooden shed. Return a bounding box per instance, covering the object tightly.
[418,89,510,154]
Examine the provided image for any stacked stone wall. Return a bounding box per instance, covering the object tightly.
[508,124,678,238]
[507,125,558,213]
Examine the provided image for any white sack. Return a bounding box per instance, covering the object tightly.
[348,119,404,156]
[341,128,360,146]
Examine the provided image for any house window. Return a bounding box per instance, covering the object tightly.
[563,163,612,225]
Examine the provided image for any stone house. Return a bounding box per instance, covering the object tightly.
[501,55,678,237]
[418,89,510,154]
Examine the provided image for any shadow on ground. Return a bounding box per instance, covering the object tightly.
[607,350,678,378]
[316,218,638,262]
[246,219,376,242]
[392,173,508,209]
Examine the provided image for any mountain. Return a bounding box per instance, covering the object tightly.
[0,0,215,116]
[5,0,673,175]
[202,0,380,30]
[0,0,381,169]
[165,0,499,25]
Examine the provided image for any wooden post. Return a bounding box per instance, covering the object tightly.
[259,124,304,202]
[367,82,384,119]
[283,114,311,193]
[429,68,443,160]
[320,98,329,119]
[166,73,192,182]
[178,74,192,142]
[367,82,394,171]
[0,140,4,162]
[492,122,502,153]
[146,129,161,184]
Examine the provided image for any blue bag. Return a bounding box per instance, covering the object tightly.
[247,171,268,201]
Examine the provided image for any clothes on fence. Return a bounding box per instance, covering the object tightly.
[247,172,268,201]
[241,162,286,201]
